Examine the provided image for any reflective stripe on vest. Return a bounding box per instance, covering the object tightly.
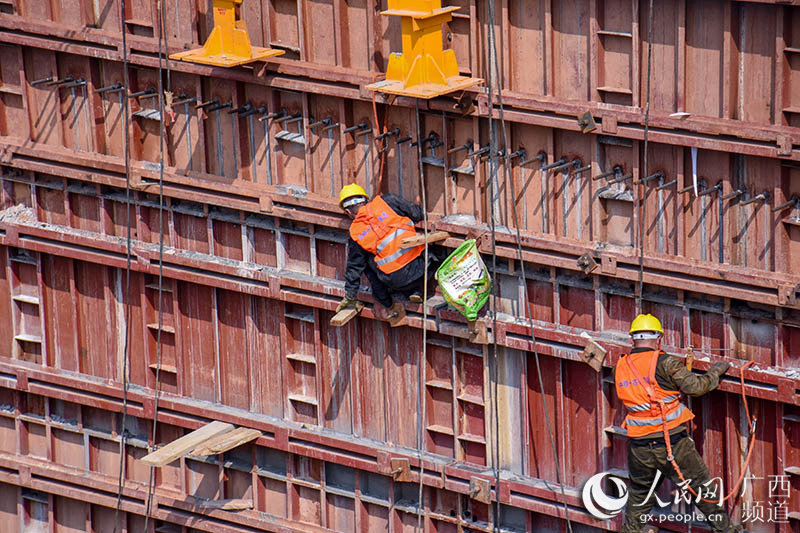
[349,196,424,275]
[625,403,688,426]
[614,350,694,438]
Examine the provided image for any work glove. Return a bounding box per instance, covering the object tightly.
[336,298,361,313]
[708,361,731,377]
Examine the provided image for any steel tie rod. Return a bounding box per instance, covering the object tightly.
[448,140,473,155]
[196,98,220,110]
[205,101,232,113]
[593,166,622,181]
[520,152,546,167]
[698,182,722,196]
[95,83,125,94]
[343,122,369,134]
[540,157,568,172]
[606,173,634,185]
[258,109,287,122]
[240,105,266,118]
[549,158,580,173]
[467,145,490,158]
[309,117,335,129]
[741,191,769,205]
[679,184,695,194]
[773,196,800,212]
[722,188,745,200]
[229,103,253,115]
[636,170,664,185]
[30,76,54,87]
[506,148,526,162]
[47,76,74,87]
[656,179,677,191]
[129,88,157,99]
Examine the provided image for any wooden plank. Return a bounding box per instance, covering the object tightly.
[189,427,262,457]
[330,306,360,327]
[192,498,254,511]
[140,421,234,466]
[399,231,450,249]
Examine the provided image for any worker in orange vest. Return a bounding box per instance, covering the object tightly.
[336,184,439,317]
[615,314,743,533]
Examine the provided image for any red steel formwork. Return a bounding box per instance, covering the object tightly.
[0,0,798,532]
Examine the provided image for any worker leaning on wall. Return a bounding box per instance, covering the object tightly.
[614,314,746,533]
[336,184,441,316]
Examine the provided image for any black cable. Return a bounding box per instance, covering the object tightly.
[638,0,655,315]
[142,3,169,531]
[113,1,132,531]
[487,0,574,530]
[414,98,430,533]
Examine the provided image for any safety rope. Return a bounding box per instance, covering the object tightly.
[636,0,655,315]
[485,0,574,530]
[623,356,757,505]
[142,2,169,529]
[414,98,430,533]
[112,1,132,531]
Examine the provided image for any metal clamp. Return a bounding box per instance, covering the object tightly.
[129,88,157,99]
[722,188,745,201]
[47,76,75,87]
[637,171,664,185]
[448,140,473,155]
[205,101,232,113]
[520,151,547,167]
[276,112,303,124]
[240,105,266,118]
[506,148,526,161]
[30,76,54,87]
[229,103,253,115]
[593,166,622,181]
[95,83,125,94]
[656,179,678,191]
[698,182,722,196]
[196,98,220,110]
[309,117,335,129]
[258,108,287,122]
[467,145,490,158]
[540,157,568,172]
[343,122,370,135]
[773,196,800,213]
[741,191,769,206]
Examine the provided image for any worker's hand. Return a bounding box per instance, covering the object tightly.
[708,361,731,376]
[336,298,360,313]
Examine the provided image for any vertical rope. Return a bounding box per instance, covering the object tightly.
[487,0,574,530]
[112,0,132,530]
[637,0,655,315]
[414,99,430,533]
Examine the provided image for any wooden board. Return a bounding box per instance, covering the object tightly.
[330,306,360,326]
[140,421,235,466]
[192,498,254,511]
[189,427,262,457]
[399,231,450,249]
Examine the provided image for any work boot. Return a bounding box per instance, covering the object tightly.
[409,292,423,304]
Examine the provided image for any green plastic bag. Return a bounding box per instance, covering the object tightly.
[435,239,492,321]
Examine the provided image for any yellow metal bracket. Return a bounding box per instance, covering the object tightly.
[366,0,482,99]
[170,0,284,67]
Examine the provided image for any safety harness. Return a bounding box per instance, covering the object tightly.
[623,355,757,504]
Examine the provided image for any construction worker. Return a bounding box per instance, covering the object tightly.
[336,184,438,315]
[615,314,743,533]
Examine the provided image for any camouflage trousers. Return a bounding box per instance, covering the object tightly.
[621,436,738,533]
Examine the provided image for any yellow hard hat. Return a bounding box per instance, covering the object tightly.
[339,184,369,209]
[629,314,664,335]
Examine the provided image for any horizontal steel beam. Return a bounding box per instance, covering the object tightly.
[3,140,800,314]
[0,214,795,405]
[0,13,797,161]
[0,359,604,529]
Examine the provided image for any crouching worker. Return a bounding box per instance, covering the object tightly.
[615,314,744,533]
[336,184,439,319]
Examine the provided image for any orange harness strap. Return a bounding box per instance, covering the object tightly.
[623,355,756,505]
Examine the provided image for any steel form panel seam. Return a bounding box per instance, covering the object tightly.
[0,15,798,160]
[2,143,799,306]
[0,454,328,533]
[0,366,607,528]
[0,217,796,403]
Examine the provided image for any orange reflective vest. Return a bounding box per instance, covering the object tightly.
[615,350,694,438]
[349,196,424,275]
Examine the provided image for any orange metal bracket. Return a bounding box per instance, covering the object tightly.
[366,0,482,99]
[169,0,284,67]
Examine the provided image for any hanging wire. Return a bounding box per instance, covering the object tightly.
[142,1,169,529]
[113,0,132,531]
[414,98,431,533]
[486,0,574,530]
[637,0,655,315]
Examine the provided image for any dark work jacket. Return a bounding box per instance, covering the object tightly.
[344,194,425,307]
